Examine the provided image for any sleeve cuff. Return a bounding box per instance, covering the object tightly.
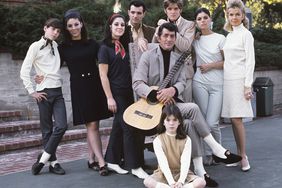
[172,86,179,97]
[147,90,158,103]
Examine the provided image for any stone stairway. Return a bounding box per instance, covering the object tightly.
[0,109,155,175]
[0,110,112,154]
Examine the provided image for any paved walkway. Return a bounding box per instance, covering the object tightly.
[0,113,281,188]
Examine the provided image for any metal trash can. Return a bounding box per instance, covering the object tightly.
[253,77,274,116]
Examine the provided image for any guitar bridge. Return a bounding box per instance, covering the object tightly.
[134,110,153,119]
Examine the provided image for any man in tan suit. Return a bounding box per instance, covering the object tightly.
[153,0,195,102]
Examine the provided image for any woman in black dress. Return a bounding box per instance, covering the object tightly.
[59,9,111,176]
[98,13,148,179]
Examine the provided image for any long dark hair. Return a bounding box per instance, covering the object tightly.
[157,104,187,140]
[194,8,211,40]
[62,9,88,43]
[194,7,211,20]
[102,13,130,51]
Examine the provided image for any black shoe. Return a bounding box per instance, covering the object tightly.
[32,162,44,175]
[31,153,44,175]
[204,174,218,187]
[88,161,99,171]
[49,163,65,175]
[212,150,242,164]
[99,165,109,176]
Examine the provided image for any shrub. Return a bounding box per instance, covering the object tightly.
[0,1,111,58]
[251,27,282,44]
[0,1,281,69]
[254,41,282,69]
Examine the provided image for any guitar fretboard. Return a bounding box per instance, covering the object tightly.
[159,51,191,90]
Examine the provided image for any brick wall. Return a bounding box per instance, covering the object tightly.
[1,52,281,122]
[0,53,72,123]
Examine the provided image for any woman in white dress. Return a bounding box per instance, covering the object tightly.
[222,0,255,172]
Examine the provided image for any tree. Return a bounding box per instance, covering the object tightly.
[187,0,281,29]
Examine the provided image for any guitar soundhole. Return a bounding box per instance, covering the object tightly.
[146,99,159,105]
[134,110,153,119]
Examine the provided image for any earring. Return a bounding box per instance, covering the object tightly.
[209,21,213,30]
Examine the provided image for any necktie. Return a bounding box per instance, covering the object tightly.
[40,37,55,55]
[114,40,126,59]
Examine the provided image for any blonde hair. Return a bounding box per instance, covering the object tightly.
[224,0,249,32]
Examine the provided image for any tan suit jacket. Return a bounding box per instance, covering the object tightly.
[152,16,195,102]
[132,45,186,100]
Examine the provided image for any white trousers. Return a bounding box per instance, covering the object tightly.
[192,81,223,156]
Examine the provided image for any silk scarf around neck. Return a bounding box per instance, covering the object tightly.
[114,40,126,59]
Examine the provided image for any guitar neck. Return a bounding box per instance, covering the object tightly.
[159,51,191,90]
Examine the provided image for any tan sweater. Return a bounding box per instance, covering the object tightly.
[153,132,192,185]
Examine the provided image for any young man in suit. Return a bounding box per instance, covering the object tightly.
[153,0,195,103]
[128,0,155,52]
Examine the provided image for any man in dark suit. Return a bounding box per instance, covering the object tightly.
[127,0,155,52]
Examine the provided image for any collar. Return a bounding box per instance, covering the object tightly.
[165,131,176,137]
[40,36,56,47]
[40,36,55,55]
[160,45,172,55]
[128,21,143,33]
[167,16,183,26]
[39,36,47,44]
[232,23,244,31]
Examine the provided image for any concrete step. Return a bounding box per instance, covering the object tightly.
[0,120,40,138]
[0,127,112,154]
[0,110,23,122]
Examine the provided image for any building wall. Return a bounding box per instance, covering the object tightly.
[0,52,281,122]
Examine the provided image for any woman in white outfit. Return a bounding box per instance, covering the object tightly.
[192,8,225,167]
[221,0,255,172]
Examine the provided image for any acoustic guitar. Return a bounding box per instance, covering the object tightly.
[123,51,191,130]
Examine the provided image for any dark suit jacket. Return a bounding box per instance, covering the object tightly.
[128,24,155,43]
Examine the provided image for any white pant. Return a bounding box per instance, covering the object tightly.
[192,81,223,156]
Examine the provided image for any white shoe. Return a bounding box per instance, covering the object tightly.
[225,162,239,167]
[241,156,251,172]
[131,167,149,179]
[107,163,128,174]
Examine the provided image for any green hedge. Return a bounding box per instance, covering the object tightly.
[0,1,281,69]
[0,1,112,58]
[254,41,282,68]
[252,27,282,45]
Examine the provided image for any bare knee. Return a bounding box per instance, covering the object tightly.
[86,121,99,131]
[193,177,206,188]
[231,118,243,126]
[143,176,156,188]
